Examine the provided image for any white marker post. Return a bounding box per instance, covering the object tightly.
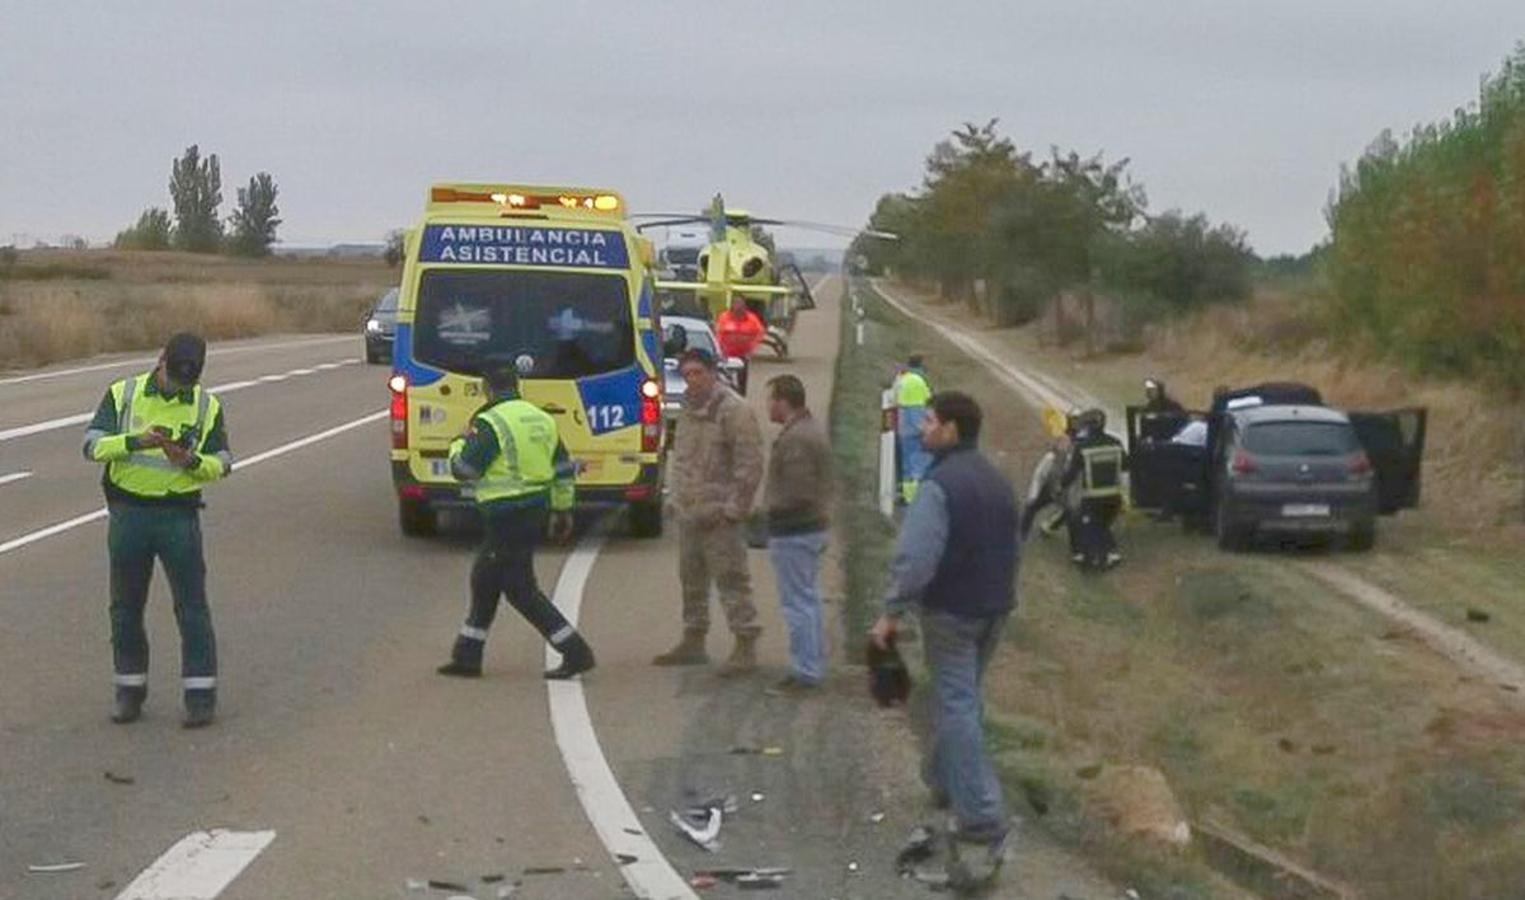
[879,388,897,518]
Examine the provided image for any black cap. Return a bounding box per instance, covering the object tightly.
[163,333,206,384]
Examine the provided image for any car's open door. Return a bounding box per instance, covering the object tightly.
[1126,405,1209,514]
[1349,407,1428,514]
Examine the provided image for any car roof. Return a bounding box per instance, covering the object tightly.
[1231,404,1350,426]
[665,315,714,334]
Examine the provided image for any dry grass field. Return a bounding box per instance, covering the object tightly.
[0,250,396,369]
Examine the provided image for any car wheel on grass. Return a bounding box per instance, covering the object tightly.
[1214,498,1251,552]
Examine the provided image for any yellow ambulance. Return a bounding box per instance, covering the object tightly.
[389,184,667,537]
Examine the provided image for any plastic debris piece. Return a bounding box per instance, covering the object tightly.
[495,886,518,900]
[481,873,506,883]
[522,866,566,875]
[1126,889,1142,900]
[616,853,638,865]
[623,827,644,836]
[737,872,786,890]
[750,792,765,803]
[896,825,938,874]
[405,878,428,891]
[28,862,85,873]
[427,880,469,891]
[761,746,784,756]
[847,861,860,873]
[691,874,719,889]
[728,745,759,755]
[1467,608,1492,623]
[103,771,135,785]
[670,808,723,851]
[869,811,886,823]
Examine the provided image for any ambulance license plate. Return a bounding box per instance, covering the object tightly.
[1282,503,1330,518]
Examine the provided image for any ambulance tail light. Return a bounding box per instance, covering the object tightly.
[389,375,409,450]
[639,378,662,452]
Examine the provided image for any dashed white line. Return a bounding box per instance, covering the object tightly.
[114,829,275,900]
[0,359,361,444]
[0,410,386,558]
[0,471,33,487]
[0,335,355,388]
[545,535,698,900]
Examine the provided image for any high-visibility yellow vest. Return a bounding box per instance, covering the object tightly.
[463,399,572,510]
[895,370,931,408]
[1080,445,1125,500]
[87,374,228,498]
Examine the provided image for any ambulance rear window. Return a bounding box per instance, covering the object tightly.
[414,270,634,378]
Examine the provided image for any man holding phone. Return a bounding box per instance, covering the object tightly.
[82,333,233,728]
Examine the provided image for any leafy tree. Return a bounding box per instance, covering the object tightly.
[113,207,172,251]
[383,229,407,267]
[227,173,281,257]
[169,145,223,253]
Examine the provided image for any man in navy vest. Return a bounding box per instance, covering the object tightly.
[871,391,1018,888]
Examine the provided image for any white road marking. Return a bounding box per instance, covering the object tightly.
[545,535,698,900]
[0,471,33,487]
[0,359,361,444]
[0,410,386,558]
[0,335,355,388]
[114,829,275,900]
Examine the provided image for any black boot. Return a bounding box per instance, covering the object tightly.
[111,687,145,724]
[182,690,216,729]
[544,633,596,680]
[437,633,485,678]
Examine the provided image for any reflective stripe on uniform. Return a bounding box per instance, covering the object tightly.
[183,676,217,690]
[549,625,575,645]
[119,375,139,433]
[114,673,148,687]
[1080,445,1124,500]
[126,453,185,472]
[459,626,489,641]
[82,427,108,460]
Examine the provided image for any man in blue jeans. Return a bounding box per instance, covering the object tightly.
[762,374,834,696]
[871,390,1019,887]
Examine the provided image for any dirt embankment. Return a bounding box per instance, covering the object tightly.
[0,250,395,369]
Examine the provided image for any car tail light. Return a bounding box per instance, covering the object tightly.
[399,483,426,500]
[625,484,653,501]
[389,375,408,450]
[640,378,662,452]
[1231,450,1256,475]
[1350,452,1373,476]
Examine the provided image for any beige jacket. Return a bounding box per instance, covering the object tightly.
[672,386,764,524]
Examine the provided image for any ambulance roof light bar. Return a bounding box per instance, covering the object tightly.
[427,184,626,217]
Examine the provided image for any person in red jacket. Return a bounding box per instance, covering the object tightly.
[715,295,766,393]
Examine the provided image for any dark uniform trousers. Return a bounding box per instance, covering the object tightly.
[108,504,217,688]
[455,504,574,660]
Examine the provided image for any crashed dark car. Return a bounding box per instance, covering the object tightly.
[1126,382,1426,551]
[363,286,400,364]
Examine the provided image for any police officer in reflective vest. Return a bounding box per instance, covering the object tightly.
[83,333,232,728]
[437,363,596,680]
[1061,408,1127,570]
[893,355,933,503]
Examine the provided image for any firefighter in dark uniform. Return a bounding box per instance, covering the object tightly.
[436,363,596,680]
[82,333,232,728]
[1061,408,1127,570]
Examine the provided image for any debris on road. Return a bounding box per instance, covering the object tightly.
[750,791,765,803]
[869,811,886,824]
[692,868,792,890]
[427,878,470,891]
[761,746,784,756]
[1278,738,1298,753]
[522,866,567,875]
[616,853,639,865]
[1467,607,1492,623]
[670,807,723,851]
[690,873,719,889]
[481,873,506,883]
[103,770,135,785]
[27,862,85,874]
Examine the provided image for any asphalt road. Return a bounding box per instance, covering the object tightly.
[2,283,1119,900]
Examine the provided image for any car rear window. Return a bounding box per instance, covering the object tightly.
[376,288,399,313]
[413,269,633,378]
[1244,421,1358,456]
[679,324,718,356]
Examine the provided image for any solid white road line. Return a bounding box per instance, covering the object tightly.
[0,471,33,487]
[0,410,386,558]
[114,829,275,900]
[545,535,698,900]
[0,335,356,388]
[0,359,362,444]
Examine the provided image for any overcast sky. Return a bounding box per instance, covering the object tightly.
[3,2,1523,255]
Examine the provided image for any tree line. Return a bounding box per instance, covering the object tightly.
[114,145,281,258]
[852,120,1253,330]
[1324,43,1525,389]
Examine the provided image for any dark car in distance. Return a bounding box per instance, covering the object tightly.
[363,287,399,364]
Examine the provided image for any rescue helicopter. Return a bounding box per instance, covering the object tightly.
[634,195,895,359]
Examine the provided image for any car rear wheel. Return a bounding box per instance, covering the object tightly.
[1347,519,1376,553]
[1214,497,1251,552]
[399,498,438,537]
[628,499,663,538]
